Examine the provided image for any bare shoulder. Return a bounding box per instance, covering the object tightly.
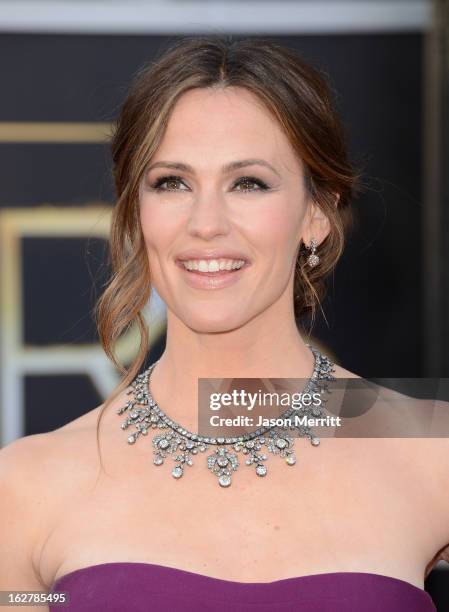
[418,398,449,574]
[0,387,129,590]
[0,425,100,591]
[0,387,125,506]
[327,363,449,517]
[356,386,449,568]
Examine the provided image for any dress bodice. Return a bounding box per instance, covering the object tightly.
[48,562,436,611]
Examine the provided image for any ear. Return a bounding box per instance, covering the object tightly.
[300,193,339,247]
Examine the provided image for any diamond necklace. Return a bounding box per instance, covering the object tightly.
[118,344,336,487]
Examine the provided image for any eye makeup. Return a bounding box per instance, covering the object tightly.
[148,174,272,193]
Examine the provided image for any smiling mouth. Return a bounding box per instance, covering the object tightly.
[176,259,249,274]
[175,259,249,289]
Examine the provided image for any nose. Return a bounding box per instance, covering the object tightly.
[185,190,232,240]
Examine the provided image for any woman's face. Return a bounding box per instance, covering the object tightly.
[139,85,327,332]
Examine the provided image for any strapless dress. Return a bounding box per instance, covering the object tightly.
[48,562,437,611]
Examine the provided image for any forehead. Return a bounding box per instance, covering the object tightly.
[153,86,301,174]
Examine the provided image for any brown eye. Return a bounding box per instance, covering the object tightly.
[151,175,188,192]
[165,178,182,190]
[234,176,269,192]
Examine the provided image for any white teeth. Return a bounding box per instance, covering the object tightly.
[181,258,246,273]
[199,260,213,272]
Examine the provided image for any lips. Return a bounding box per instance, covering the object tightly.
[176,258,249,290]
[175,249,250,263]
[178,265,243,275]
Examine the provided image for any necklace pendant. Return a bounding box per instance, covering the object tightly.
[255,463,268,477]
[207,447,239,487]
[172,465,184,479]
[237,439,269,477]
[266,430,295,458]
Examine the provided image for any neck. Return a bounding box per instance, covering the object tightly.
[148,297,316,432]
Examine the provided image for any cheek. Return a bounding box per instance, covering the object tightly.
[244,202,302,258]
[139,200,180,255]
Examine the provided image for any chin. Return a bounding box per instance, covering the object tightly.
[181,309,247,334]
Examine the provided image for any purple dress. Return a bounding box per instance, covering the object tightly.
[48,562,437,611]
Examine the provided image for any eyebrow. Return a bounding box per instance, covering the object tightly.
[146,158,281,178]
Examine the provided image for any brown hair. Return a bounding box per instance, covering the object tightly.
[94,35,362,461]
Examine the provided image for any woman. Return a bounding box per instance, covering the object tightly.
[1,36,447,611]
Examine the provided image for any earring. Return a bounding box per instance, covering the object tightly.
[306,237,320,267]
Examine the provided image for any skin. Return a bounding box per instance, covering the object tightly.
[138,86,333,432]
[0,86,448,604]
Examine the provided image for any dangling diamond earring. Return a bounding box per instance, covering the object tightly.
[306,237,320,267]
